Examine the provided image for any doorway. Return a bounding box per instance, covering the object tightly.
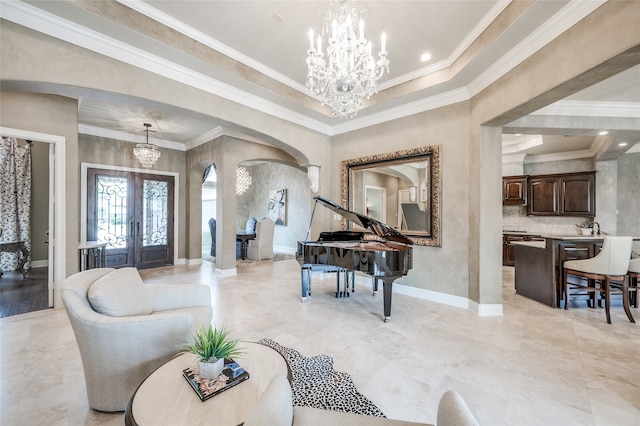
[86,168,174,269]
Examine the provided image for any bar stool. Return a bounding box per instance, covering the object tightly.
[563,236,634,324]
[628,258,640,308]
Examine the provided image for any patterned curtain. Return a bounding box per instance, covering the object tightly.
[0,137,32,272]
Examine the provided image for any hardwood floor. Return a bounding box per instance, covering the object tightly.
[0,267,49,317]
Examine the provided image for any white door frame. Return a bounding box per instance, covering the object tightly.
[364,185,386,223]
[1,127,66,308]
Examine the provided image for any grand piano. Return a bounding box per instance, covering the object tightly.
[296,196,413,321]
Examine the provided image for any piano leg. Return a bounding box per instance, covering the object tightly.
[371,277,378,295]
[378,276,399,322]
[301,267,311,301]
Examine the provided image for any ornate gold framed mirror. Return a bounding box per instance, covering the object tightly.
[341,145,441,247]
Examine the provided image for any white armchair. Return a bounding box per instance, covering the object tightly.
[61,267,213,412]
[247,218,275,260]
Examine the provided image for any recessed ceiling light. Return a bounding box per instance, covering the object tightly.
[419,52,432,62]
[618,142,628,147]
[515,133,522,136]
[598,130,609,135]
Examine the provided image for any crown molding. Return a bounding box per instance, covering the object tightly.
[0,1,333,135]
[468,0,605,98]
[533,100,640,118]
[184,126,224,151]
[502,153,527,165]
[524,148,594,164]
[1,0,615,140]
[378,1,510,91]
[331,87,470,135]
[117,0,309,95]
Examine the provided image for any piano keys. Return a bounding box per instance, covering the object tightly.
[296,196,413,322]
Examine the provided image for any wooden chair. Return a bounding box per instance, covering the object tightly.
[563,236,634,324]
[628,257,640,308]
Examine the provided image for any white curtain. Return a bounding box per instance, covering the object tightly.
[0,137,32,272]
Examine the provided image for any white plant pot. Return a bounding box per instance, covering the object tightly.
[581,228,593,236]
[198,358,225,380]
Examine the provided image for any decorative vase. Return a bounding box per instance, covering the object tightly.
[198,358,225,380]
[581,228,593,236]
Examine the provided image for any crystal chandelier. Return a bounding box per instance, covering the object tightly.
[133,123,161,168]
[305,0,390,118]
[236,166,252,195]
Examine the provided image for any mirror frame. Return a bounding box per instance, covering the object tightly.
[341,145,442,247]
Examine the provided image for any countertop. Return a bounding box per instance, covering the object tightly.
[511,240,546,248]
[540,234,640,241]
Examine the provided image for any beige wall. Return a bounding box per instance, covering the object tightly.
[331,102,472,298]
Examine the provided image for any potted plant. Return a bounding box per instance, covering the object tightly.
[575,220,593,236]
[180,325,243,380]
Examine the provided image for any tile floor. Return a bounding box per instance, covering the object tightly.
[1,260,639,425]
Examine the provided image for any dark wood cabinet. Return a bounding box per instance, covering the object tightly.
[514,237,608,308]
[560,172,595,216]
[527,171,595,217]
[528,176,560,215]
[503,176,527,205]
[503,233,543,266]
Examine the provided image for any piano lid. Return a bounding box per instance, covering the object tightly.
[314,196,413,245]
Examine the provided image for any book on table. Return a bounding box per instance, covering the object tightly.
[183,358,250,402]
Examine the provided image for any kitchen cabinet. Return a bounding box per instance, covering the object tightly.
[527,171,595,217]
[503,233,543,266]
[502,176,527,205]
[514,236,608,307]
[528,176,559,215]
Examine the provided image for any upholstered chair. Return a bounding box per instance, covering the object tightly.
[61,267,213,412]
[243,374,479,426]
[236,217,258,258]
[563,236,634,324]
[628,257,640,308]
[247,218,275,261]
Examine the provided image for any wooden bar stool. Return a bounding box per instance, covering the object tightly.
[628,258,640,308]
[563,236,634,324]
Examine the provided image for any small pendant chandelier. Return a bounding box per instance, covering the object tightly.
[133,123,161,168]
[305,0,390,118]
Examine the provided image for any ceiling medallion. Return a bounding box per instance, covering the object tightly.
[305,0,390,118]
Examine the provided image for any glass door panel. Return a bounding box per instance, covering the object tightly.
[142,180,168,247]
[96,175,129,249]
[87,169,173,269]
[135,173,174,269]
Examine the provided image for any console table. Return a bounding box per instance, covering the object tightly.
[78,241,107,271]
[0,240,29,278]
[125,342,288,426]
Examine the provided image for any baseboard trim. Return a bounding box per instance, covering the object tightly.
[216,267,237,277]
[349,275,503,316]
[274,245,296,255]
[30,260,48,268]
[469,300,503,316]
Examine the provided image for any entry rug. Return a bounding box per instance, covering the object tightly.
[257,338,385,417]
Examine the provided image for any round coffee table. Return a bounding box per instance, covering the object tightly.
[125,341,288,425]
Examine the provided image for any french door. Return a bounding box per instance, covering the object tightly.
[87,169,174,269]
